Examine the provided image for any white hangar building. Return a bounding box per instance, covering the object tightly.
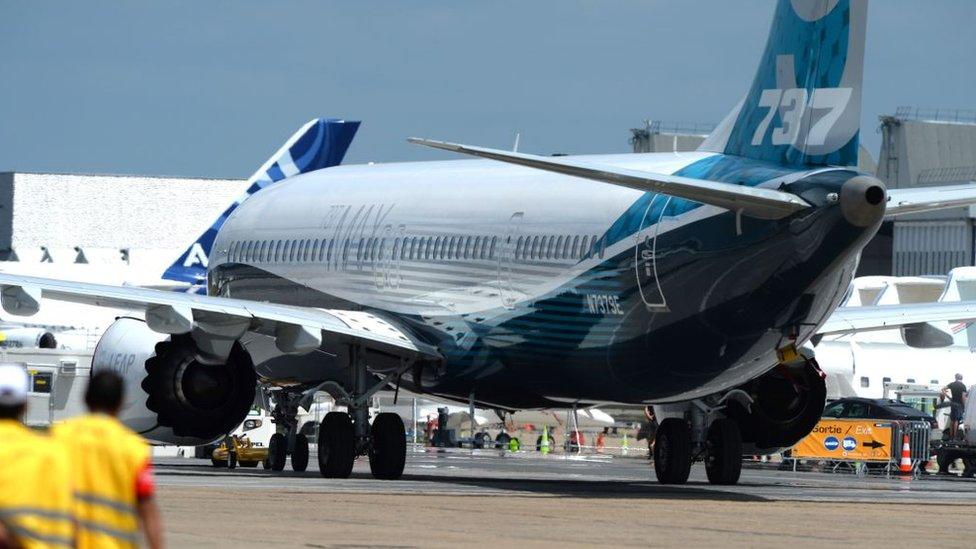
[0,172,249,271]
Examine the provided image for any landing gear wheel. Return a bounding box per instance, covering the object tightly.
[654,418,692,485]
[473,432,491,449]
[319,412,356,478]
[292,433,309,472]
[211,457,224,468]
[268,433,287,471]
[495,432,511,449]
[704,418,743,485]
[369,412,407,480]
[227,451,237,469]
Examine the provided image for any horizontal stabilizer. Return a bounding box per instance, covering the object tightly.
[886,183,976,216]
[408,138,810,220]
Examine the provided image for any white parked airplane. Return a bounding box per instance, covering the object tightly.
[6,0,976,486]
[818,268,976,399]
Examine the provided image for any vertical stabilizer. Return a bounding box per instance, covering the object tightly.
[699,0,867,167]
[163,118,360,284]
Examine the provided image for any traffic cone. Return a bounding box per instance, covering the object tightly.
[540,425,550,455]
[899,434,912,475]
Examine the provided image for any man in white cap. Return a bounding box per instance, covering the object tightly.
[0,363,74,548]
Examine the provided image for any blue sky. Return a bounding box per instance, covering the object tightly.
[0,1,973,178]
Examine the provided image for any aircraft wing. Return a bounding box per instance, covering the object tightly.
[886,183,976,216]
[819,301,976,335]
[0,273,438,361]
[407,138,810,220]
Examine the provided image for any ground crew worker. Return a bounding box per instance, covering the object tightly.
[53,371,164,549]
[0,363,75,548]
[945,374,968,440]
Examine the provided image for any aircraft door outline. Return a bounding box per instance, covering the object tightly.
[635,195,669,310]
[499,212,524,309]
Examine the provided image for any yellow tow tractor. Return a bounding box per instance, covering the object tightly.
[211,434,269,469]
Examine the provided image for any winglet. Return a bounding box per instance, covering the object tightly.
[163,118,360,284]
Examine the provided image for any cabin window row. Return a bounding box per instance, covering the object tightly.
[514,234,603,262]
[227,233,606,265]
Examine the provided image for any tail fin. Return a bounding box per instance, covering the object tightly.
[699,0,867,167]
[162,118,360,284]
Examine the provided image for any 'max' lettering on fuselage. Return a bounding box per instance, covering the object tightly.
[585,294,623,315]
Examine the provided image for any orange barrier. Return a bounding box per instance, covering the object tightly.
[792,419,893,462]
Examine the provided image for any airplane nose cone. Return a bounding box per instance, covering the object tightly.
[840,175,887,227]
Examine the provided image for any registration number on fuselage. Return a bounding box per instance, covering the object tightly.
[584,293,623,315]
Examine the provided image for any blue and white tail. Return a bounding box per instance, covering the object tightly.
[700,0,867,167]
[163,118,360,285]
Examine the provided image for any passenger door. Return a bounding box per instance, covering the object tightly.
[498,212,523,309]
[634,195,669,309]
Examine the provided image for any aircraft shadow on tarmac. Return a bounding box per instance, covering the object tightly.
[156,462,768,502]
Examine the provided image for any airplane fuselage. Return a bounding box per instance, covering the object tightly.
[210,151,879,408]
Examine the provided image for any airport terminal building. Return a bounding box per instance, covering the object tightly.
[0,172,247,269]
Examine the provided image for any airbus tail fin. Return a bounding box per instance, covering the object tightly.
[162,118,360,284]
[699,0,867,167]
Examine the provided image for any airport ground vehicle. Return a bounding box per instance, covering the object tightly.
[211,435,269,469]
[822,398,937,428]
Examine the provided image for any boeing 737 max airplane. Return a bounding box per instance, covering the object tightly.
[5,0,976,485]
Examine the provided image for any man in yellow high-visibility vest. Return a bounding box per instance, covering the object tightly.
[0,363,75,548]
[54,371,164,549]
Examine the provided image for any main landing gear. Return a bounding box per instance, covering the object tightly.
[653,392,747,486]
[315,345,409,480]
[267,391,310,473]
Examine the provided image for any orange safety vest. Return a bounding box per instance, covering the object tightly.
[53,414,151,549]
[0,420,75,548]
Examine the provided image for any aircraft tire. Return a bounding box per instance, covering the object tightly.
[495,432,511,449]
[473,432,491,449]
[654,418,692,484]
[227,451,237,469]
[210,457,224,468]
[268,433,287,471]
[369,412,406,480]
[319,412,355,478]
[292,433,309,472]
[704,418,742,485]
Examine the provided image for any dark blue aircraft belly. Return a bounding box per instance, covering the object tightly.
[427,204,859,405]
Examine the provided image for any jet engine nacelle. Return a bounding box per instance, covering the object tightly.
[0,327,57,349]
[92,317,256,446]
[725,356,827,451]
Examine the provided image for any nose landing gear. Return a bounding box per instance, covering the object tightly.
[268,392,311,472]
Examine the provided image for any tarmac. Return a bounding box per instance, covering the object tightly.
[154,448,976,547]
